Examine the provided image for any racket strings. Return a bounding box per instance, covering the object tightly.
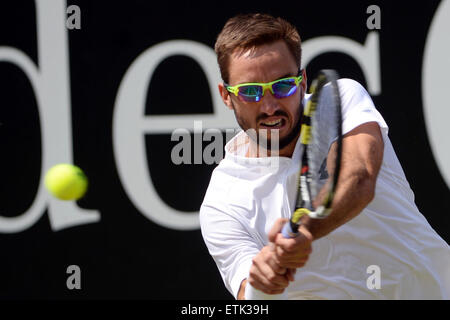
[291,70,342,227]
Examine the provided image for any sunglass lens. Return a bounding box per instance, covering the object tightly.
[273,79,298,98]
[238,85,263,102]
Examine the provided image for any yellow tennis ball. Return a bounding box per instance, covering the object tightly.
[44,164,88,200]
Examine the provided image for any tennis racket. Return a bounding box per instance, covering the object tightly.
[245,69,343,300]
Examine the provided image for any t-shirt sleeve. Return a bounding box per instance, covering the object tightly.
[199,201,259,299]
[338,78,388,135]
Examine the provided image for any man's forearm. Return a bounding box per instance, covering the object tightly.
[301,122,384,240]
[302,167,376,239]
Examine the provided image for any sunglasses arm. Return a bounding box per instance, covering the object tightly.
[224,83,239,96]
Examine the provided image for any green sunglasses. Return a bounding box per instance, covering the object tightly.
[225,70,303,102]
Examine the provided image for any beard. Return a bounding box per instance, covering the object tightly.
[233,101,303,153]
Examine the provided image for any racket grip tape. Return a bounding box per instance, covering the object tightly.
[281,221,299,238]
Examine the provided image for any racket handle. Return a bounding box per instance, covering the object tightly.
[245,281,288,300]
[281,221,300,238]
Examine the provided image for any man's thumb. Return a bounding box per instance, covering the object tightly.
[268,218,289,242]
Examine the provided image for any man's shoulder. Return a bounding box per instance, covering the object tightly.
[201,157,282,216]
[203,158,254,202]
[201,158,239,207]
[337,78,366,90]
[200,161,251,224]
[336,78,372,101]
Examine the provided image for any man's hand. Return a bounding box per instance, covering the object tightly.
[269,218,313,269]
[247,244,296,295]
[246,218,312,295]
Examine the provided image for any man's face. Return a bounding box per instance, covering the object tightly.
[219,40,307,153]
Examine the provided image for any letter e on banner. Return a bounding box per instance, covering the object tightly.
[422,0,450,191]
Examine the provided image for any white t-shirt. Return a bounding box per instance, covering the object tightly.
[199,79,450,299]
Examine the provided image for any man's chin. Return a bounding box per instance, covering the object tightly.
[253,128,299,151]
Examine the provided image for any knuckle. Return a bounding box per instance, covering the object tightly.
[273,256,283,266]
[277,266,287,274]
[262,279,275,289]
[252,255,262,266]
[267,272,277,282]
[286,241,298,252]
[249,265,258,277]
[276,246,284,257]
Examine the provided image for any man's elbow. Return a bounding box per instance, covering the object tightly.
[355,170,377,207]
[363,181,376,206]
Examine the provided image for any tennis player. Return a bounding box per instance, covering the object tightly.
[199,13,450,299]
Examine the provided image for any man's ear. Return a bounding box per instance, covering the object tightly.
[218,83,234,110]
[300,69,307,98]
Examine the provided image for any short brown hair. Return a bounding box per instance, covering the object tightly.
[215,13,302,83]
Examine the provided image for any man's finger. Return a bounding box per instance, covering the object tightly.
[275,228,313,253]
[259,263,289,288]
[286,268,296,282]
[249,267,288,292]
[274,242,311,260]
[251,254,289,288]
[268,218,289,242]
[247,279,285,296]
[267,257,287,275]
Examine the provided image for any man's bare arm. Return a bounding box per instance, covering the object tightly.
[239,122,383,299]
[237,279,247,300]
[301,121,384,239]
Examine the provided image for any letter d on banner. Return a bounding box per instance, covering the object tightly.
[0,0,99,233]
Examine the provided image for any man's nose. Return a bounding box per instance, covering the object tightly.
[259,90,280,115]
